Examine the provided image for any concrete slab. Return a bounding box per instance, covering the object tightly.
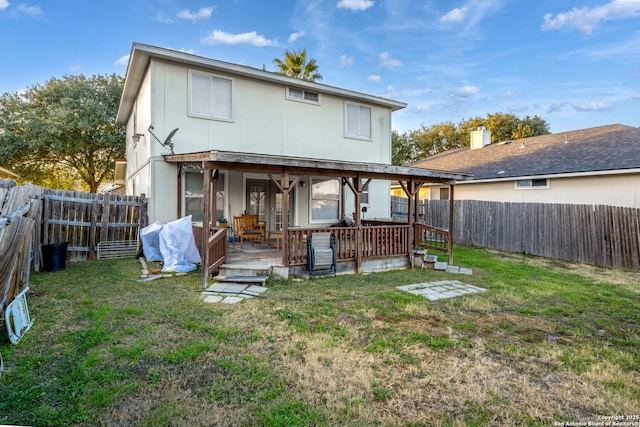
[221,296,245,304]
[459,267,473,275]
[203,295,224,303]
[244,285,269,296]
[396,281,487,301]
[221,283,249,293]
[434,262,448,270]
[206,283,228,292]
[446,265,460,274]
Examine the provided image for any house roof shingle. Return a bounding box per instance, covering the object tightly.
[411,124,640,181]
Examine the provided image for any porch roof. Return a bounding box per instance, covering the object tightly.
[164,150,471,184]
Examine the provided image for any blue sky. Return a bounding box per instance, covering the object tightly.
[1,0,639,134]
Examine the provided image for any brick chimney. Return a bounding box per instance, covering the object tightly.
[470,126,491,149]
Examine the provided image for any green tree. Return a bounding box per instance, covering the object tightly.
[273,48,323,81]
[391,130,419,165]
[0,74,124,192]
[398,113,551,163]
[483,113,550,142]
[410,121,467,158]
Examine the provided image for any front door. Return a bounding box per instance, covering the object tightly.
[246,179,294,231]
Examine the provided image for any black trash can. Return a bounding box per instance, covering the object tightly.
[41,242,69,272]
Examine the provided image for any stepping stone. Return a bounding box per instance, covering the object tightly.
[203,295,224,303]
[434,262,448,270]
[459,267,473,275]
[243,285,268,296]
[221,296,244,304]
[446,265,460,273]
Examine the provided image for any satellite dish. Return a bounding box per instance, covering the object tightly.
[147,125,178,154]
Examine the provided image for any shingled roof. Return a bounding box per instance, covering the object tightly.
[411,124,640,181]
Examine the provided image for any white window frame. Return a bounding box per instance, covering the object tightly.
[183,168,227,223]
[515,178,549,190]
[286,87,320,105]
[188,70,233,122]
[309,177,341,223]
[344,102,372,140]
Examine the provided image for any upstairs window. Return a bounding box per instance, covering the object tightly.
[515,178,549,189]
[287,87,320,104]
[189,70,232,121]
[345,102,371,139]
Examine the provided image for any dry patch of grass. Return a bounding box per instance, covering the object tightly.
[1,246,638,426]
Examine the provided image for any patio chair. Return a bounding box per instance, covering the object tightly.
[232,215,264,250]
[307,232,336,277]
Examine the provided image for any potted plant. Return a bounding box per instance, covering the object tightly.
[217,218,227,227]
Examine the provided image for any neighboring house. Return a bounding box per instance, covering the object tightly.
[412,124,640,208]
[0,166,19,180]
[115,43,466,281]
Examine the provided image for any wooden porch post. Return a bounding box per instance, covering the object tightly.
[201,167,218,289]
[176,163,182,219]
[354,175,362,274]
[268,171,299,268]
[448,183,455,265]
[281,171,290,267]
[343,175,364,273]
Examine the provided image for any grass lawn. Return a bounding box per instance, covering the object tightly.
[0,246,638,426]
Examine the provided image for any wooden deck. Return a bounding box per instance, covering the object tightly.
[194,220,450,283]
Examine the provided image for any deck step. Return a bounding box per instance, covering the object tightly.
[215,275,269,286]
[219,265,270,278]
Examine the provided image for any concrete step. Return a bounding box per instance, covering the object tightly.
[218,264,270,278]
[215,275,269,286]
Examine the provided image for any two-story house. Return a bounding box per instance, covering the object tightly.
[116,43,467,283]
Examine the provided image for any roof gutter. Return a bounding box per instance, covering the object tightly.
[453,167,640,184]
[117,43,407,125]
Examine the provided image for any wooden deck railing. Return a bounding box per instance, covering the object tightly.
[287,224,410,266]
[361,225,409,258]
[193,225,227,276]
[415,223,449,253]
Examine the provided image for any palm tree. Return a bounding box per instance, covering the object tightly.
[273,48,323,81]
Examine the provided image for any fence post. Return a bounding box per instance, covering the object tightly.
[101,194,110,244]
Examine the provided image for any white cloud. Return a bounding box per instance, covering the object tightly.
[115,55,129,67]
[501,90,519,98]
[337,0,374,12]
[546,100,614,113]
[154,12,173,24]
[0,0,9,12]
[384,85,401,99]
[69,64,82,72]
[288,31,305,43]
[542,0,640,34]
[415,104,432,112]
[368,75,381,82]
[17,4,42,16]
[201,30,279,47]
[379,52,403,68]
[339,54,354,67]
[177,6,213,23]
[440,7,468,23]
[451,85,480,97]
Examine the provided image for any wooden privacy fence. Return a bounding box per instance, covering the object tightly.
[419,199,640,271]
[43,189,148,262]
[1,180,148,314]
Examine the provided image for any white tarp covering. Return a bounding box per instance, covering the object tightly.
[159,216,201,273]
[139,221,164,262]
